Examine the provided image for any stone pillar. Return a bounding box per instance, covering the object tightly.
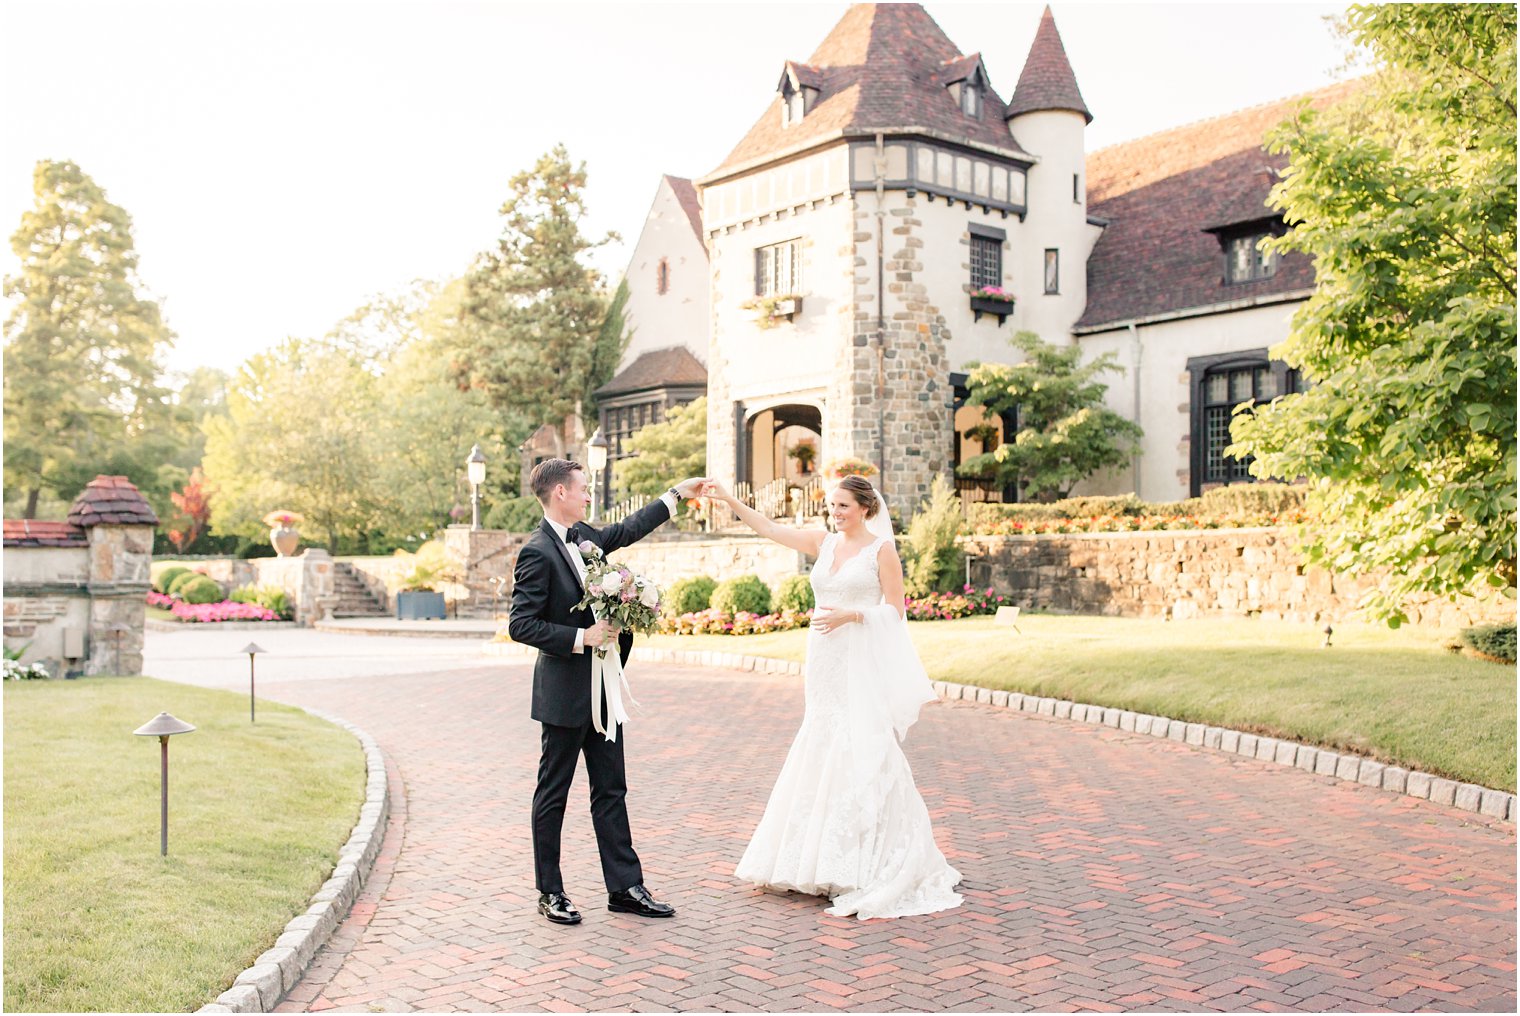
[67,476,160,676]
[442,526,529,619]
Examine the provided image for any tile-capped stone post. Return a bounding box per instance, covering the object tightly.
[67,475,158,676]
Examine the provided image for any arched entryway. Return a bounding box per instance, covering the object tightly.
[744,403,823,489]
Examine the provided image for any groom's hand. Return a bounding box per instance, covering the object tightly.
[585,619,620,649]
[673,477,708,499]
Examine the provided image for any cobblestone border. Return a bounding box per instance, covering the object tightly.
[483,640,1515,824]
[196,711,390,1013]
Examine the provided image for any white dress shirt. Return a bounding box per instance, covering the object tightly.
[545,490,679,653]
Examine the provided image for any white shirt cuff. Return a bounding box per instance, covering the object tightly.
[573,628,584,654]
[659,490,679,516]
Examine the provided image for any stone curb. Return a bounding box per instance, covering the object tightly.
[195,711,390,1013]
[483,640,1513,826]
[927,679,1516,825]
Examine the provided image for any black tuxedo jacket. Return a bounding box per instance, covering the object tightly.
[508,498,673,727]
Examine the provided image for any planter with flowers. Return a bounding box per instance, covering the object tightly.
[970,286,1015,325]
[740,292,804,328]
[823,458,879,481]
[262,509,304,557]
[788,438,817,475]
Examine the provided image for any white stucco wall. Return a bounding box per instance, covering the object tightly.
[1074,300,1303,501]
[1006,109,1097,344]
[620,178,710,367]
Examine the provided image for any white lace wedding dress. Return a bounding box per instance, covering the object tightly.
[734,533,963,919]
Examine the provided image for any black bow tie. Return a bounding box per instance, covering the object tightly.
[563,530,577,545]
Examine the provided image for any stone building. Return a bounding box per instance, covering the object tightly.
[602,3,1358,509]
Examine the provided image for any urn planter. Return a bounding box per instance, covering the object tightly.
[395,590,446,620]
[269,527,300,557]
[970,296,1014,325]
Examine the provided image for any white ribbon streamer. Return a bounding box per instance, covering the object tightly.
[590,647,639,742]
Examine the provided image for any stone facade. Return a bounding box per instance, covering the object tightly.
[3,476,158,676]
[440,527,529,618]
[962,527,1501,628]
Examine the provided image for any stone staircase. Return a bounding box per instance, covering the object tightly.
[331,561,388,618]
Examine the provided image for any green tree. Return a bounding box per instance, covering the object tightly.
[958,331,1142,502]
[202,339,382,551]
[452,145,617,439]
[615,397,707,499]
[3,160,174,516]
[1230,4,1517,624]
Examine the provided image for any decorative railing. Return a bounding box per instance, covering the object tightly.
[602,475,830,531]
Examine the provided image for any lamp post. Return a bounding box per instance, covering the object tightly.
[467,444,487,531]
[133,712,196,856]
[240,642,265,722]
[587,428,609,522]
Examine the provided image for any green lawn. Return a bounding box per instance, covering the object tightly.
[643,614,1516,792]
[4,678,365,1013]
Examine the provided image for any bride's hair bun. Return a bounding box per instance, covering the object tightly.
[835,475,881,518]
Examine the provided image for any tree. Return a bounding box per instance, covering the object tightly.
[615,397,707,499]
[452,145,617,439]
[3,160,174,516]
[202,338,382,551]
[1230,4,1517,624]
[166,467,212,553]
[958,331,1142,502]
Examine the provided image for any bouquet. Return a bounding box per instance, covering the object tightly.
[572,540,663,656]
[570,539,661,744]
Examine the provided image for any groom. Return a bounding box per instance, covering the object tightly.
[509,457,706,925]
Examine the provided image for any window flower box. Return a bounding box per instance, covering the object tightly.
[741,293,804,329]
[970,287,1015,325]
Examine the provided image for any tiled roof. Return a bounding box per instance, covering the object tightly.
[1078,80,1363,332]
[709,3,1028,178]
[596,347,708,398]
[3,519,87,547]
[663,175,706,250]
[1007,6,1091,123]
[65,474,160,527]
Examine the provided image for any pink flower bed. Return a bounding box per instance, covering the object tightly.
[146,591,279,623]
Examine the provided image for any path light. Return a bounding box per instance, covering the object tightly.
[1322,624,1334,649]
[587,429,609,522]
[133,712,196,856]
[240,642,265,722]
[466,444,487,531]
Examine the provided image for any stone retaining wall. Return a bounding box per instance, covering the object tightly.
[161,552,337,626]
[961,527,1497,628]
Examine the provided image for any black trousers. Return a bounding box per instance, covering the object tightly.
[532,717,642,895]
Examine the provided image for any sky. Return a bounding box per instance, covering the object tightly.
[0,0,1355,378]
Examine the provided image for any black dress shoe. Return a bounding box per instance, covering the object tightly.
[608,884,675,918]
[538,891,582,925]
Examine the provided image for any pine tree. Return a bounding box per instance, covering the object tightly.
[453,145,617,440]
[3,160,174,516]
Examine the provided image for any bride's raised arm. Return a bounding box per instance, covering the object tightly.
[704,481,827,557]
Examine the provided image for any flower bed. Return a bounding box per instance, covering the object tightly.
[973,510,1307,537]
[904,585,1007,621]
[146,591,281,623]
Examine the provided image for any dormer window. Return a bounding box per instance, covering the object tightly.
[960,78,982,118]
[1206,217,1288,285]
[778,63,819,128]
[783,88,805,127]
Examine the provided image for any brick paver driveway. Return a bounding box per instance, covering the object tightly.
[146,630,1516,1012]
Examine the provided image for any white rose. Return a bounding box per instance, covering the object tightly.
[639,583,659,608]
[600,572,624,596]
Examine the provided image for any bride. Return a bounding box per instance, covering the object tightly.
[703,475,963,920]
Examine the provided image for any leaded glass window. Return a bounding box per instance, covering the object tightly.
[970,235,1000,290]
[755,239,802,296]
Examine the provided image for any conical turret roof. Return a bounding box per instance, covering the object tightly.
[709,3,1028,179]
[1007,6,1092,124]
